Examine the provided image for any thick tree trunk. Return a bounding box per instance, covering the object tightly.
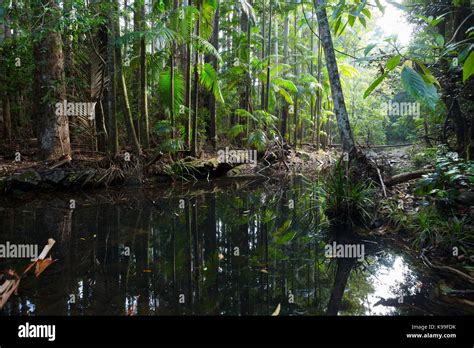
[32,0,71,160]
[315,0,354,153]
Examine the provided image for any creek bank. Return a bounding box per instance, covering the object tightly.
[0,144,338,195]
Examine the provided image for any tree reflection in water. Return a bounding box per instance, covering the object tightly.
[0,178,468,315]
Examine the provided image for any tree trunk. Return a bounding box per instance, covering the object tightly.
[315,0,354,153]
[185,0,193,149]
[316,36,322,150]
[281,9,289,140]
[139,0,149,148]
[208,1,219,149]
[107,1,118,157]
[93,16,109,152]
[32,0,71,160]
[260,0,266,110]
[114,2,141,156]
[264,0,272,112]
[191,0,201,157]
[2,4,12,141]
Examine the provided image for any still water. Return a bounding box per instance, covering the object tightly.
[0,177,469,315]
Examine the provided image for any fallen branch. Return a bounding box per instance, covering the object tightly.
[376,167,387,198]
[385,168,432,187]
[0,271,20,310]
[145,151,163,168]
[421,252,474,285]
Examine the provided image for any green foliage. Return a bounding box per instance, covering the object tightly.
[321,162,375,226]
[411,147,439,168]
[400,65,438,111]
[387,201,472,253]
[199,63,224,103]
[414,151,474,200]
[158,68,185,116]
[463,51,474,83]
[247,129,267,151]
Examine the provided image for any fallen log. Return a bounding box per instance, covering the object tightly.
[421,252,474,285]
[384,168,432,187]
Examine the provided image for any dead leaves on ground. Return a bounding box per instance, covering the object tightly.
[0,238,57,310]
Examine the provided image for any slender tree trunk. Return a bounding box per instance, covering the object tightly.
[2,13,12,141]
[32,0,71,160]
[315,0,354,153]
[264,0,272,112]
[281,9,289,140]
[107,0,118,157]
[191,0,201,157]
[260,0,266,110]
[208,1,219,149]
[139,0,149,148]
[239,1,250,115]
[114,0,141,155]
[316,35,322,150]
[293,5,298,146]
[133,0,140,139]
[294,96,298,147]
[90,0,108,152]
[185,0,193,149]
[169,0,178,141]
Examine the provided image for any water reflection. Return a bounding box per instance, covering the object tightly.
[0,178,468,315]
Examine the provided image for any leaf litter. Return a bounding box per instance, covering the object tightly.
[0,238,57,310]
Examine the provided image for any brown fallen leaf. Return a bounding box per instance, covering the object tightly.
[271,303,281,316]
[35,256,57,278]
[260,269,269,273]
[218,253,224,260]
[24,238,57,276]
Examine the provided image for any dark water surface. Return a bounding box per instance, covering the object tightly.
[0,177,470,315]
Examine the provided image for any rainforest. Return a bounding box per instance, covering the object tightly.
[0,0,474,331]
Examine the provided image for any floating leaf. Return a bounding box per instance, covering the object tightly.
[24,238,56,275]
[271,303,281,316]
[34,256,56,278]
